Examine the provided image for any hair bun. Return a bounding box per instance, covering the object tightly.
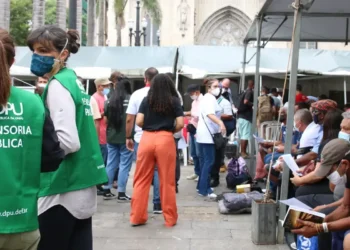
[67,29,80,54]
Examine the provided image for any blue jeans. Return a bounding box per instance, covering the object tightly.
[104,143,133,192]
[100,144,108,166]
[134,142,160,204]
[197,143,215,196]
[190,133,200,176]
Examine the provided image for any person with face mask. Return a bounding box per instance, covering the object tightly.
[293,139,350,250]
[184,84,203,181]
[310,99,337,125]
[35,76,48,96]
[27,25,108,250]
[339,111,350,141]
[93,78,112,167]
[195,78,226,199]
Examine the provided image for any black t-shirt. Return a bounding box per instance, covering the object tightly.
[138,96,184,132]
[237,89,254,122]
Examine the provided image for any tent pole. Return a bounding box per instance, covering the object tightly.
[240,43,248,93]
[344,76,347,104]
[175,70,179,90]
[250,15,263,154]
[277,0,303,244]
[86,79,90,94]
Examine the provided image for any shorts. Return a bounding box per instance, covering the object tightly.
[238,118,252,140]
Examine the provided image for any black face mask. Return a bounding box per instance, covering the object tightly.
[313,114,319,124]
[279,115,286,123]
[222,91,230,100]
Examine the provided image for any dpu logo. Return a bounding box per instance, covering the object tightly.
[0,103,24,116]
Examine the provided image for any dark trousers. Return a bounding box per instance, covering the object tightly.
[38,205,92,250]
[211,144,226,182]
[297,194,337,250]
[175,138,180,186]
[100,144,108,166]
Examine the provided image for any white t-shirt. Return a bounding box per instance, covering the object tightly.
[126,87,150,143]
[196,93,223,144]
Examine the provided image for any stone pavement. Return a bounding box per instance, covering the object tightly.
[93,164,289,250]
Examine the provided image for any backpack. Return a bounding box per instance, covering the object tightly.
[258,95,272,114]
[226,157,251,189]
[235,91,247,113]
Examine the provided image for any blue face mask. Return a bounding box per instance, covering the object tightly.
[30,53,55,77]
[339,131,350,141]
[103,88,110,96]
[313,114,319,124]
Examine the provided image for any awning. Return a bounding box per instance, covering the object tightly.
[244,0,350,43]
[12,46,178,78]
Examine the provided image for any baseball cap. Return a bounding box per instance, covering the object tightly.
[185,84,200,95]
[315,138,350,177]
[311,99,337,112]
[94,78,112,87]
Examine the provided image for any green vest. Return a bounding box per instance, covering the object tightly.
[0,87,44,233]
[40,68,107,197]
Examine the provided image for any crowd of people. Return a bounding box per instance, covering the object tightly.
[2,23,350,250]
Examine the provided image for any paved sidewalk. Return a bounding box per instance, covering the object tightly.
[93,164,288,250]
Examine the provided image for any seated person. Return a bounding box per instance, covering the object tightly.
[290,109,343,197]
[296,139,350,250]
[292,149,350,250]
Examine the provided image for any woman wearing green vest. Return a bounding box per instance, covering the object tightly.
[0,29,64,250]
[26,25,107,250]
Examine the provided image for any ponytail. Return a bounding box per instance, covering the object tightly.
[0,29,15,106]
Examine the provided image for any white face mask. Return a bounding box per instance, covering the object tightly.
[37,83,47,88]
[190,95,198,101]
[327,170,344,185]
[293,121,299,132]
[211,88,220,97]
[338,131,350,141]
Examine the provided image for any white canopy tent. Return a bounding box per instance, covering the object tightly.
[242,0,350,243]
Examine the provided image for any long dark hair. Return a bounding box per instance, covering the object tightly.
[0,29,15,106]
[147,74,178,114]
[322,108,343,142]
[108,78,132,129]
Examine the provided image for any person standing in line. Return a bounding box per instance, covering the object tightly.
[108,71,124,98]
[125,67,163,214]
[220,78,233,104]
[210,87,235,187]
[184,84,203,182]
[196,78,226,199]
[130,74,184,227]
[0,28,65,250]
[237,79,254,159]
[27,25,107,250]
[103,78,133,201]
[92,78,111,165]
[35,76,48,96]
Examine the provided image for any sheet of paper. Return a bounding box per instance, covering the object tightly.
[253,134,265,143]
[282,154,300,173]
[280,198,312,210]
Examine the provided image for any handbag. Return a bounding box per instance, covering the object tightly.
[201,113,226,150]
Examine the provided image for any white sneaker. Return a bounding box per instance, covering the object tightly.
[211,188,215,191]
[290,242,296,250]
[187,174,198,180]
[194,176,199,182]
[207,193,217,199]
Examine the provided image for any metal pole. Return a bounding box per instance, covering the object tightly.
[175,70,179,90]
[240,43,248,93]
[277,0,303,244]
[86,79,90,94]
[135,1,141,46]
[129,28,133,46]
[251,16,263,155]
[69,0,77,29]
[344,76,348,104]
[143,28,147,46]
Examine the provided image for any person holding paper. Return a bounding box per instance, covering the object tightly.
[292,155,350,250]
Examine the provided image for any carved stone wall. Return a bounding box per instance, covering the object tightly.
[195,6,252,46]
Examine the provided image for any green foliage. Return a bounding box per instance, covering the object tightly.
[114,0,127,27]
[45,0,56,25]
[10,0,32,46]
[142,0,162,25]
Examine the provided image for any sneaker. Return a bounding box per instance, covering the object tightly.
[103,190,117,200]
[290,242,296,250]
[97,185,105,196]
[153,204,163,214]
[194,176,199,182]
[186,174,198,180]
[208,193,217,199]
[117,193,131,203]
[210,179,220,188]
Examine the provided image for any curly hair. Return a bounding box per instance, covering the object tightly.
[147,74,179,115]
[108,77,132,129]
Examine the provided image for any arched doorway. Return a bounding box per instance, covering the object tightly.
[196,6,252,46]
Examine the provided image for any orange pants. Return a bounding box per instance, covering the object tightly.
[130,131,178,227]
